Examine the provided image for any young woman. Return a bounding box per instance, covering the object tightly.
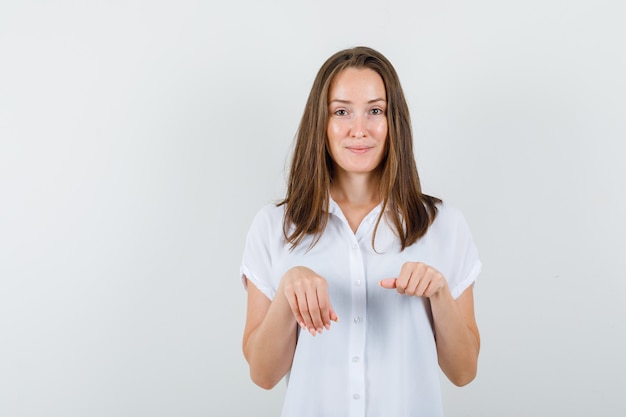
[240,46,481,417]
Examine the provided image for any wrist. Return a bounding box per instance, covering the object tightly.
[429,280,452,303]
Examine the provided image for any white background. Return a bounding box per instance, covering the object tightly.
[1,1,625,416]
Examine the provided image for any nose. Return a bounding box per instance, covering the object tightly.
[351,114,366,138]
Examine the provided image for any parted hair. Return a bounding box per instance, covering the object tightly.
[279,46,441,250]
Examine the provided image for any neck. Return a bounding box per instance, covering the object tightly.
[330,172,381,206]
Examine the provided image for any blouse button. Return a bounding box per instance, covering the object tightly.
[354,280,361,286]
[352,356,359,363]
[353,316,361,324]
[353,394,360,400]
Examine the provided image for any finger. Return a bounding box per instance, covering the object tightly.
[379,278,397,289]
[329,304,339,323]
[413,276,430,297]
[298,290,316,333]
[307,286,330,333]
[422,281,438,298]
[311,295,326,333]
[303,291,323,336]
[422,275,445,298]
[285,290,306,329]
[404,271,422,297]
[316,288,332,330]
[395,263,414,294]
[415,266,443,298]
[409,262,433,296]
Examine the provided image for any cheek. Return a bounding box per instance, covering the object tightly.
[375,121,388,139]
[326,124,338,157]
[327,121,342,138]
[326,123,345,152]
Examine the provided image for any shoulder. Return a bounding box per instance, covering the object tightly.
[250,202,285,226]
[433,200,467,226]
[426,202,472,247]
[245,203,287,242]
[241,203,287,299]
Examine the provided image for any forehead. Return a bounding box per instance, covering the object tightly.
[328,67,386,99]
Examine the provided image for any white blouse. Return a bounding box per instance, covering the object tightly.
[240,198,481,417]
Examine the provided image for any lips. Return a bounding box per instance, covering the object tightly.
[346,146,373,154]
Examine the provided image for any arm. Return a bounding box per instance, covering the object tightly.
[379,262,480,386]
[429,283,480,386]
[242,277,298,390]
[242,267,339,389]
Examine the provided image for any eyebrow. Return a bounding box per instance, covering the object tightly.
[328,98,386,105]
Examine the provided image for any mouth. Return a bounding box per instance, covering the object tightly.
[346,146,373,154]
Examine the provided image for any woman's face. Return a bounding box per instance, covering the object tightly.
[326,67,388,179]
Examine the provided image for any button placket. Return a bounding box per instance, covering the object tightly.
[348,236,366,417]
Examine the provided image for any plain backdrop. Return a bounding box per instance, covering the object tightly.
[1,1,625,416]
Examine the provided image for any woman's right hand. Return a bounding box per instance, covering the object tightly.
[280,266,339,336]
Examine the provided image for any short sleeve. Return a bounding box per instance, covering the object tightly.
[240,204,283,300]
[436,204,482,299]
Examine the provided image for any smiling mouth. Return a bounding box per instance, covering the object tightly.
[346,146,372,154]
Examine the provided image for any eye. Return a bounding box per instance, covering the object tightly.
[334,109,348,116]
[370,108,384,115]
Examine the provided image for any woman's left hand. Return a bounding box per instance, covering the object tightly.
[379,262,447,298]
[381,262,480,386]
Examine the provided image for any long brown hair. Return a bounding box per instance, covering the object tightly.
[280,46,440,250]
